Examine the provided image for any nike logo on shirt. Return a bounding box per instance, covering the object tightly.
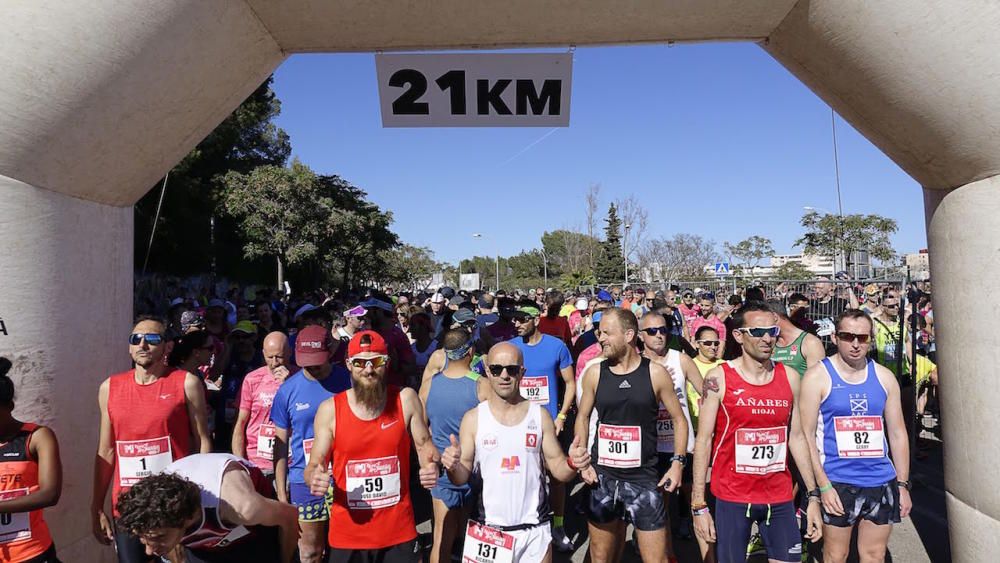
[381,420,398,430]
[159,394,172,400]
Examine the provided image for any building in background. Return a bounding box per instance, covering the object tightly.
[905,249,931,280]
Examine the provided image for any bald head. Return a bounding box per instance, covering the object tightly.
[488,341,523,366]
[262,331,290,373]
[485,342,524,401]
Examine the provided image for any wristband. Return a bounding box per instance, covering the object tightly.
[566,456,578,471]
[819,483,833,493]
[897,480,911,491]
[670,454,687,466]
[691,505,711,516]
[557,413,568,420]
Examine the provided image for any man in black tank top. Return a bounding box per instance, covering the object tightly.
[575,308,690,563]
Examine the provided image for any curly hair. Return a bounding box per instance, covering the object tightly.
[116,472,201,534]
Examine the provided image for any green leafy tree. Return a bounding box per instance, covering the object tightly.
[219,160,327,287]
[135,77,291,279]
[595,204,626,284]
[559,270,597,292]
[795,211,899,267]
[771,260,816,280]
[379,244,441,290]
[541,229,599,279]
[725,236,774,274]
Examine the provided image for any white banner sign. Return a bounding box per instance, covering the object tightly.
[375,53,572,127]
[459,273,481,291]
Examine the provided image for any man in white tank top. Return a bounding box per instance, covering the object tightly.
[441,342,592,563]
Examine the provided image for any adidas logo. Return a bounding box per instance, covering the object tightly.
[619,380,632,389]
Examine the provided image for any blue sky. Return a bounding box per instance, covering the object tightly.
[271,43,926,265]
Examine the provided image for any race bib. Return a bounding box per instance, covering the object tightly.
[519,376,550,405]
[117,436,172,487]
[734,427,787,475]
[816,318,835,338]
[302,438,332,471]
[345,456,401,510]
[834,416,885,458]
[256,424,276,461]
[597,424,641,468]
[462,521,515,563]
[656,407,674,453]
[0,489,30,543]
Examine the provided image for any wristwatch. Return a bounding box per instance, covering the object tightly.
[897,480,912,491]
[669,454,686,466]
[808,488,822,498]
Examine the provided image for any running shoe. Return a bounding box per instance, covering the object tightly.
[747,532,766,557]
[552,526,574,553]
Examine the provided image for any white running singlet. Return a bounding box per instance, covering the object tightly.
[474,402,549,527]
[655,350,695,454]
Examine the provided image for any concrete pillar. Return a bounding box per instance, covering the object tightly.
[0,175,132,561]
[925,176,1000,562]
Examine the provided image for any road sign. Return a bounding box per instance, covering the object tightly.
[376,53,572,127]
[714,262,731,276]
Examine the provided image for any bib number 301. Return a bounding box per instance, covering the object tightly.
[462,521,515,563]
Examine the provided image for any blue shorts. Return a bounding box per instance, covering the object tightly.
[290,481,333,522]
[431,482,472,509]
[714,499,801,563]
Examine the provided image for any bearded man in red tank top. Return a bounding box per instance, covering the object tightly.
[690,301,824,563]
[91,315,212,563]
[305,330,441,563]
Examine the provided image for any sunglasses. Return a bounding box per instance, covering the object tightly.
[512,315,535,324]
[836,331,872,344]
[349,356,389,369]
[884,303,899,309]
[641,326,669,336]
[697,340,721,347]
[129,333,164,346]
[738,326,780,338]
[487,364,521,377]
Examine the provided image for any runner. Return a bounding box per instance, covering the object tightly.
[115,453,299,563]
[305,330,440,563]
[691,301,823,563]
[419,329,488,563]
[0,358,63,563]
[688,326,725,429]
[799,309,912,563]
[576,308,690,563]
[440,341,593,563]
[872,292,909,377]
[510,302,577,552]
[270,326,351,563]
[92,315,212,563]
[689,293,726,348]
[232,332,294,478]
[771,302,826,377]
[638,312,705,562]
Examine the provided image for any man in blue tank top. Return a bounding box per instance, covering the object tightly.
[419,329,487,563]
[799,309,912,563]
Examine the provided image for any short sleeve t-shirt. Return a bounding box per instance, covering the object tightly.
[269,367,352,484]
[512,334,573,418]
[237,366,289,471]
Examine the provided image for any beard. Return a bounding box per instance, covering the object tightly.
[353,373,387,410]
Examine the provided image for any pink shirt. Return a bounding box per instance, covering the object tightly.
[576,342,603,380]
[689,315,727,342]
[237,366,285,471]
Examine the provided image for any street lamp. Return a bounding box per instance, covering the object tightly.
[624,223,632,286]
[472,233,499,291]
[539,247,548,289]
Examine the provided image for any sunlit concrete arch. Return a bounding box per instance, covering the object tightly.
[1,1,997,560]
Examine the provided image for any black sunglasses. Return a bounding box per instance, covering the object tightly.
[697,340,721,347]
[129,333,164,346]
[836,331,871,344]
[642,327,669,336]
[487,364,521,377]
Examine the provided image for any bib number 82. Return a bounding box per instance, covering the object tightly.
[854,432,869,445]
[751,445,775,460]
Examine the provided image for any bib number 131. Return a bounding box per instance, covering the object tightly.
[462,521,515,563]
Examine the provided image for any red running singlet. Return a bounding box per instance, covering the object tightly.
[710,362,794,505]
[328,387,416,550]
[0,423,54,562]
[107,369,192,513]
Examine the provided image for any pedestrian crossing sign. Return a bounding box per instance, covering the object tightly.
[715,262,731,276]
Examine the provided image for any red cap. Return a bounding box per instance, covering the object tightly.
[295,325,332,367]
[348,330,388,358]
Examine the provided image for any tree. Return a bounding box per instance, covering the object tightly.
[615,194,649,275]
[594,204,626,285]
[638,234,717,282]
[379,244,441,290]
[771,260,816,280]
[725,236,775,274]
[584,184,602,272]
[135,77,291,279]
[219,160,328,287]
[541,229,600,278]
[795,211,899,271]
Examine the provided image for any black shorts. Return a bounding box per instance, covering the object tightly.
[655,453,694,485]
[184,527,280,563]
[586,473,666,531]
[327,539,420,563]
[823,480,901,527]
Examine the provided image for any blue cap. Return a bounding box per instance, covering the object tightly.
[592,311,603,323]
[597,290,612,301]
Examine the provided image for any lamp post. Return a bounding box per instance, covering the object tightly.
[472,233,499,291]
[540,247,548,289]
[624,223,631,286]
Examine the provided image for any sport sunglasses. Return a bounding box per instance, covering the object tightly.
[737,326,780,338]
[129,333,164,346]
[836,331,872,344]
[487,364,521,377]
[641,327,670,336]
[349,356,389,369]
[696,339,721,347]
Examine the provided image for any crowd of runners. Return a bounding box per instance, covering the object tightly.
[0,277,939,562]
